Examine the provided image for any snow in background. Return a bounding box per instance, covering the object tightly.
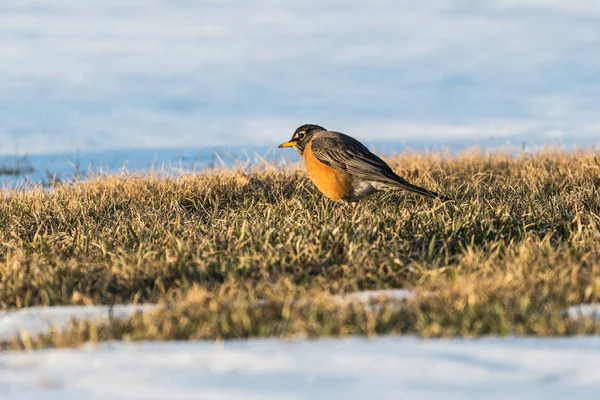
[1,0,600,155]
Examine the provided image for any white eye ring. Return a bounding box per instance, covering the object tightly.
[297,131,306,140]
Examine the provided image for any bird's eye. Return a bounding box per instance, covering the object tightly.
[297,132,306,141]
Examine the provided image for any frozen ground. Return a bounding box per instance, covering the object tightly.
[2,337,600,400]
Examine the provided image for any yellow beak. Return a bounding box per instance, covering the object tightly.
[278,141,296,148]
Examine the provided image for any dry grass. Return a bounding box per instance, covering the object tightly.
[2,149,600,349]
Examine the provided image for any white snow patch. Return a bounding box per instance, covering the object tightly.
[0,291,416,342]
[567,304,600,321]
[0,304,158,341]
[2,336,600,399]
[336,289,416,303]
[333,289,419,312]
[0,292,415,342]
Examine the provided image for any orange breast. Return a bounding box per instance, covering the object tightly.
[303,141,352,201]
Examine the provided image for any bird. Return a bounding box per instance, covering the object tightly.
[278,124,449,203]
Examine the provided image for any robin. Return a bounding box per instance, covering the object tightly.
[279,124,449,202]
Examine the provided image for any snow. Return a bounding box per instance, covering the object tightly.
[0,304,158,342]
[1,298,597,343]
[1,295,596,344]
[0,291,414,342]
[2,300,600,398]
[567,304,600,321]
[336,289,416,303]
[3,1,600,155]
[2,336,600,399]
[334,289,417,312]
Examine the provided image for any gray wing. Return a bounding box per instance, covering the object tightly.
[311,133,447,200]
[310,133,403,185]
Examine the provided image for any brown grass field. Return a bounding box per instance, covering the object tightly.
[2,149,600,350]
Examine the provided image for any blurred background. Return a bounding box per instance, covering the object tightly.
[1,0,599,185]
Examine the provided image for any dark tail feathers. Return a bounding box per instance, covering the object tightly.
[393,179,451,202]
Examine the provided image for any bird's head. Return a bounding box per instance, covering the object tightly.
[278,124,326,154]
